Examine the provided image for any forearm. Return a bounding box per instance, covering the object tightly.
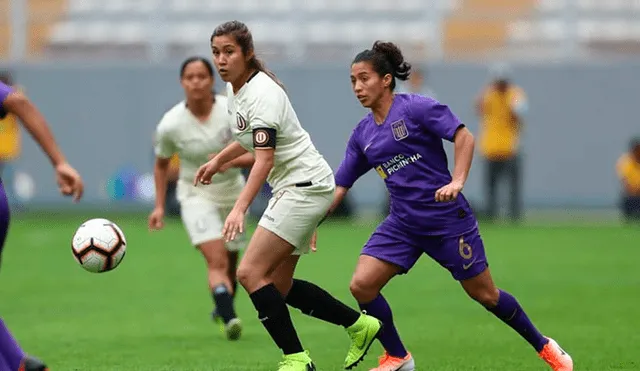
[154,160,170,209]
[227,152,254,169]
[319,186,348,225]
[452,128,475,185]
[7,93,65,166]
[216,141,248,166]
[234,154,272,212]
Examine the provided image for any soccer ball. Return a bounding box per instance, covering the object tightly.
[71,218,127,273]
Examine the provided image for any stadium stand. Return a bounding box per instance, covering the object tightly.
[3,0,640,61]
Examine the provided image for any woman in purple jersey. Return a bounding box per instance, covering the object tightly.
[314,41,573,371]
[0,81,84,371]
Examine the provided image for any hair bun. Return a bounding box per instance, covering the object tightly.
[372,41,411,81]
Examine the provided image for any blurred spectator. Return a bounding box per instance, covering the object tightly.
[0,71,22,204]
[399,67,436,98]
[616,137,640,221]
[475,63,528,222]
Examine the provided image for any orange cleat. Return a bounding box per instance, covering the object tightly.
[539,338,573,371]
[369,352,415,371]
[18,355,48,371]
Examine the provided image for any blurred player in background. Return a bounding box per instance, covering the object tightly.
[165,153,181,217]
[0,71,21,206]
[0,81,84,370]
[476,63,528,222]
[195,20,381,371]
[149,56,253,340]
[319,41,572,371]
[616,137,640,221]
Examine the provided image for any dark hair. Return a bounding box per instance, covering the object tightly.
[180,56,214,78]
[352,41,411,91]
[210,20,284,89]
[0,70,13,86]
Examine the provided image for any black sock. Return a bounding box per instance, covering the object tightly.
[285,279,360,328]
[250,283,304,355]
[212,284,237,324]
[232,279,238,297]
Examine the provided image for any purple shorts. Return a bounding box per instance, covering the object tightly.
[361,216,488,281]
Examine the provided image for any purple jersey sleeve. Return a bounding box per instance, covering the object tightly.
[335,128,372,188]
[0,82,13,117]
[410,95,464,142]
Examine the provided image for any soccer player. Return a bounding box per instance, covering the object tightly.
[194,20,381,371]
[319,41,573,371]
[0,82,84,370]
[149,56,253,340]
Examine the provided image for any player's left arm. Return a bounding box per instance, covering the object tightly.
[221,152,255,171]
[451,126,475,186]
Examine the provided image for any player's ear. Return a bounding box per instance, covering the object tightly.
[383,73,393,89]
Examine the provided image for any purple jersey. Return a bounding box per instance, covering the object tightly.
[0,82,13,119]
[335,93,477,236]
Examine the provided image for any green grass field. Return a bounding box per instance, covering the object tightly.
[0,213,639,370]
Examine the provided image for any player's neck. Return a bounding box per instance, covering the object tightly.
[186,97,213,121]
[371,93,395,125]
[231,69,258,94]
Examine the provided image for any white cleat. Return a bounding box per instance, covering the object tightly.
[225,317,242,341]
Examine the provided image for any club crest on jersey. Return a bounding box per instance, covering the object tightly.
[236,112,248,131]
[391,120,409,141]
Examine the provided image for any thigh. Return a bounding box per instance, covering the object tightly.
[259,185,333,256]
[424,227,489,281]
[238,226,297,283]
[180,198,224,247]
[361,217,423,274]
[352,254,402,293]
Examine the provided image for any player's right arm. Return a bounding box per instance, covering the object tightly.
[150,123,177,230]
[1,86,83,201]
[195,141,248,185]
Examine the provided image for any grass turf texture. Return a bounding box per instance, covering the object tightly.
[1,213,638,370]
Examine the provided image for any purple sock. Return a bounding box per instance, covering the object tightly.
[487,290,549,352]
[0,319,24,371]
[359,294,408,358]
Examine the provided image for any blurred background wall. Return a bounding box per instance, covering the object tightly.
[0,0,638,218]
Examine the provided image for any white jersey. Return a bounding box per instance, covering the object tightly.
[154,95,245,207]
[227,71,333,193]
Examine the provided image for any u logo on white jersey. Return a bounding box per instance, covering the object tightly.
[236,112,248,131]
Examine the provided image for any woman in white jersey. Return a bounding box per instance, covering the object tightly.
[194,21,381,371]
[149,56,254,341]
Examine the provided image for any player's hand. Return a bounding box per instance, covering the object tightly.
[310,230,318,252]
[55,162,83,202]
[435,180,464,202]
[194,158,220,186]
[223,207,245,242]
[148,207,165,231]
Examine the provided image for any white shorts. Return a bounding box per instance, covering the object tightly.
[180,198,246,252]
[258,174,335,255]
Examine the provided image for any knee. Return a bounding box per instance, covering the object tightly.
[349,276,379,303]
[236,265,256,290]
[468,286,500,307]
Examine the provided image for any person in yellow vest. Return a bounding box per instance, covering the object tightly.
[0,72,21,204]
[616,138,640,221]
[476,63,528,222]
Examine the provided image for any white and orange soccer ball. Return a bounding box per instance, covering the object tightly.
[71,218,127,273]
